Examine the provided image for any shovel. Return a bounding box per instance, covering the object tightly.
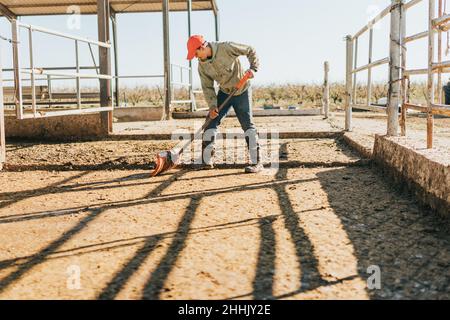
[150,70,253,177]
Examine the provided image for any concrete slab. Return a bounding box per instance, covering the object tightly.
[172,108,322,119]
[112,115,339,138]
[5,114,109,140]
[372,135,449,218]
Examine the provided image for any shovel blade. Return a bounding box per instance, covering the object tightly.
[150,150,178,177]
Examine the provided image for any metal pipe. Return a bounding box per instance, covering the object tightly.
[438,0,443,104]
[11,19,23,120]
[87,44,99,74]
[17,21,111,48]
[75,40,81,109]
[352,57,390,74]
[353,37,358,103]
[111,12,120,107]
[19,106,114,119]
[401,5,407,136]
[323,61,330,119]
[215,10,220,41]
[353,5,392,39]
[20,69,112,80]
[427,0,435,148]
[162,0,172,120]
[404,0,424,10]
[0,40,5,170]
[367,28,374,107]
[404,30,430,43]
[28,27,37,116]
[345,35,354,131]
[187,0,195,111]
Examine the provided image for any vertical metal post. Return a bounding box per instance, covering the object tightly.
[387,0,403,136]
[345,35,354,131]
[438,0,443,104]
[187,0,196,111]
[75,40,81,109]
[97,0,113,134]
[0,41,6,171]
[28,28,37,116]
[323,61,330,119]
[214,10,220,42]
[353,37,358,103]
[400,1,407,136]
[367,28,374,107]
[427,0,435,148]
[111,12,120,107]
[162,0,171,120]
[11,19,23,120]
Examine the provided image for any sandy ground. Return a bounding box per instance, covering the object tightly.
[0,138,449,300]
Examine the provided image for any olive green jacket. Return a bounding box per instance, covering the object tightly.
[198,42,259,110]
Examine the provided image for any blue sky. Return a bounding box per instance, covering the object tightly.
[0,0,433,88]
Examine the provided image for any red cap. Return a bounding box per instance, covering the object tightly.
[187,35,205,60]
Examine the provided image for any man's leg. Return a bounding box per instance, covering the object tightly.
[201,90,232,168]
[232,89,263,173]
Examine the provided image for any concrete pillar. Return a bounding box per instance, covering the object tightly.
[387,0,404,136]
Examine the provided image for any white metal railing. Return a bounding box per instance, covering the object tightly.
[345,0,450,148]
[170,63,196,110]
[11,20,113,119]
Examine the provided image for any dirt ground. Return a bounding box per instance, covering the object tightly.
[0,137,449,300]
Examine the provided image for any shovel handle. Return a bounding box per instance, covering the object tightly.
[235,70,253,90]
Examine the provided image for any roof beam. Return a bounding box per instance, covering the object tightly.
[0,3,17,20]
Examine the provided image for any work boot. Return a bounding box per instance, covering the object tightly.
[193,140,215,170]
[244,145,264,173]
[245,162,264,173]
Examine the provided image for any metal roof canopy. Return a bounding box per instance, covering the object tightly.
[0,0,218,17]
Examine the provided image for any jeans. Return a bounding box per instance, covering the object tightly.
[202,88,261,165]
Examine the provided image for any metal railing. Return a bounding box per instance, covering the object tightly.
[170,63,196,111]
[345,0,450,148]
[11,20,113,119]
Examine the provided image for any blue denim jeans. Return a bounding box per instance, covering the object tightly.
[202,88,260,164]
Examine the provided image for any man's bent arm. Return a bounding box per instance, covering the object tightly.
[226,42,260,72]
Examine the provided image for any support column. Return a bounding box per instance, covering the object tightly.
[427,0,435,148]
[111,10,120,108]
[97,0,112,134]
[187,0,196,112]
[0,41,5,171]
[162,0,171,120]
[11,19,23,120]
[387,0,403,137]
[345,35,353,131]
[214,11,220,41]
[400,1,407,136]
[323,61,330,119]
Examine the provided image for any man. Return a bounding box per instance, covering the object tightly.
[186,35,263,173]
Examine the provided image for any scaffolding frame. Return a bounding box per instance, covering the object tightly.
[345,0,450,148]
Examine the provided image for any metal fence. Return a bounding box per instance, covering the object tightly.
[10,20,113,119]
[345,0,450,148]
